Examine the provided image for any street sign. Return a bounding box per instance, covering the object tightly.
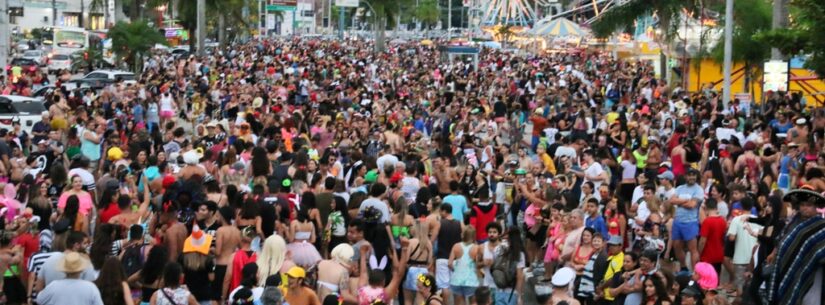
[335,0,359,7]
[267,4,297,11]
[764,60,789,92]
[271,0,297,5]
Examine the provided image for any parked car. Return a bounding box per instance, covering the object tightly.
[79,70,136,85]
[47,54,72,74]
[0,95,48,134]
[22,50,47,66]
[6,58,39,75]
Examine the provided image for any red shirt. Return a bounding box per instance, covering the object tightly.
[699,215,727,263]
[530,116,548,136]
[99,202,122,224]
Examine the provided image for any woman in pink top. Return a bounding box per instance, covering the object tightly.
[57,175,94,215]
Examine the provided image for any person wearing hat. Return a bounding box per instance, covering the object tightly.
[656,170,676,203]
[549,267,579,305]
[181,223,216,305]
[35,252,103,305]
[669,169,703,273]
[769,187,825,305]
[283,266,321,305]
[788,116,809,146]
[595,235,625,302]
[36,231,95,288]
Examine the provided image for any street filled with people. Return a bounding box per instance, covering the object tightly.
[0,37,824,305]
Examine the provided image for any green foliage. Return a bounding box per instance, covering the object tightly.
[708,0,771,67]
[591,0,693,40]
[414,0,440,28]
[70,47,105,74]
[755,0,825,77]
[108,20,166,71]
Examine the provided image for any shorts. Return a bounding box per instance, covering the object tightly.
[724,239,735,258]
[435,259,451,289]
[213,265,228,300]
[450,285,477,297]
[161,110,175,119]
[403,266,429,291]
[671,221,699,241]
[494,288,518,305]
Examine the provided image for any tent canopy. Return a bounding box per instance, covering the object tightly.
[528,17,586,37]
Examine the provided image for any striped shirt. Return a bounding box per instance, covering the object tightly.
[28,251,59,275]
[39,230,54,253]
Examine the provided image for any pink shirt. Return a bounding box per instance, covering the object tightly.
[57,191,94,215]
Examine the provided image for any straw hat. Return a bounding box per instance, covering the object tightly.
[56,252,90,274]
[183,223,213,255]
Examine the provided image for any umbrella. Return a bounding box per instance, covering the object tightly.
[420,39,434,46]
[529,17,586,37]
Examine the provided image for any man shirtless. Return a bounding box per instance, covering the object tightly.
[434,156,458,197]
[214,206,241,303]
[160,201,188,262]
[108,175,152,227]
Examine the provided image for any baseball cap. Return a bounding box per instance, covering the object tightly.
[285,266,306,278]
[551,267,576,287]
[658,171,675,181]
[607,235,623,246]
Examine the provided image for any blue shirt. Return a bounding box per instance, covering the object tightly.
[443,194,469,223]
[674,183,704,223]
[586,214,609,238]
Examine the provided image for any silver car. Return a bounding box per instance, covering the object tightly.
[22,50,47,66]
[47,54,72,74]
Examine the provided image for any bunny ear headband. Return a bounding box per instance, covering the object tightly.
[369,254,388,271]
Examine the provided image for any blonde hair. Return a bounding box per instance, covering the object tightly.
[257,234,287,286]
[182,252,208,270]
[462,226,476,243]
[330,244,354,267]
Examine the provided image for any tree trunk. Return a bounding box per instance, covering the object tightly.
[375,16,386,53]
[218,13,226,48]
[130,0,139,20]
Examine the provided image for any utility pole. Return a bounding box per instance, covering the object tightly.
[771,0,787,60]
[447,0,451,40]
[197,0,205,56]
[721,0,733,108]
[52,0,57,26]
[0,0,8,68]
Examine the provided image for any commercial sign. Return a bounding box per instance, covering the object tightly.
[335,0,359,7]
[267,4,297,11]
[764,60,789,92]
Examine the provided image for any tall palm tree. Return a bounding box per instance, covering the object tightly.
[591,0,700,79]
[363,0,412,52]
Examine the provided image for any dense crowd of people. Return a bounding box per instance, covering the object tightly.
[0,36,823,305]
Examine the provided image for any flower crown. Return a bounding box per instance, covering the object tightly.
[417,274,432,288]
[360,206,383,223]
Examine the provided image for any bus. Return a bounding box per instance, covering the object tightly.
[52,27,89,56]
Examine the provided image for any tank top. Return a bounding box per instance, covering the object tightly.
[470,204,498,241]
[672,152,686,177]
[436,219,461,259]
[155,287,191,305]
[80,130,101,161]
[449,243,480,287]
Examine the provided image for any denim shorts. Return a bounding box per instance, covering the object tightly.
[403,266,429,291]
[450,285,477,297]
[494,289,518,305]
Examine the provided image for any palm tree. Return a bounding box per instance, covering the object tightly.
[71,47,105,74]
[496,24,515,49]
[414,0,439,32]
[363,0,412,52]
[108,20,167,71]
[591,0,700,79]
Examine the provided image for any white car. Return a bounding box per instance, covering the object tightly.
[0,95,47,134]
[81,70,137,85]
[47,54,72,74]
[22,50,47,66]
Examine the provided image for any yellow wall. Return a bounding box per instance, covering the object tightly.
[686,59,825,107]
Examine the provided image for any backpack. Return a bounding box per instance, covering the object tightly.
[491,246,518,288]
[121,243,145,276]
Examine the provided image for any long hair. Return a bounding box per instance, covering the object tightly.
[90,224,117,270]
[95,257,127,305]
[182,252,209,271]
[62,195,80,227]
[411,220,431,254]
[161,262,183,288]
[646,274,670,305]
[256,235,287,286]
[141,246,169,285]
[50,162,68,187]
[505,227,526,262]
[251,146,270,177]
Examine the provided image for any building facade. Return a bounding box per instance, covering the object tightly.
[9,0,110,31]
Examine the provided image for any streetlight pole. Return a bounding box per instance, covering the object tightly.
[722,0,733,108]
[447,0,451,40]
[0,0,8,67]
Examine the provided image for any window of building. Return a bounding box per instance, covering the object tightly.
[89,14,104,30]
[63,13,80,27]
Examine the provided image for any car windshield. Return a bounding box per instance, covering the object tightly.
[11,58,34,65]
[52,54,70,60]
[11,102,47,114]
[24,51,40,56]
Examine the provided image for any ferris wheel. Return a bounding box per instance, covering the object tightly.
[479,0,537,27]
